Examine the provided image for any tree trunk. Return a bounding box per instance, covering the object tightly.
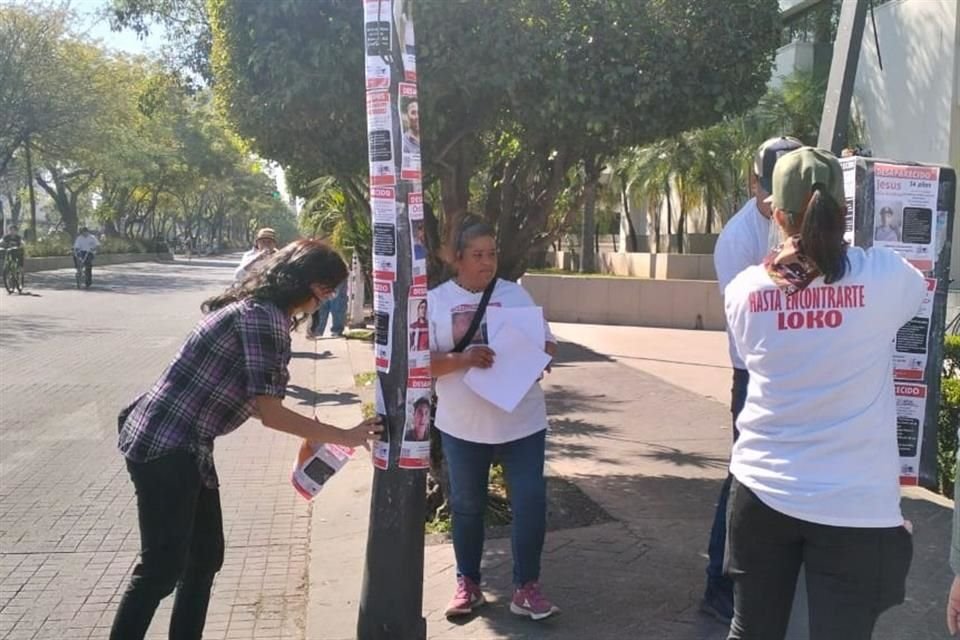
[25,136,36,239]
[579,159,600,273]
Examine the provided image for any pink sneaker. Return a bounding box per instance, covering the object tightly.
[510,581,560,620]
[444,576,485,618]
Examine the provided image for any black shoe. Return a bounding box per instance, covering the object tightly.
[700,582,734,625]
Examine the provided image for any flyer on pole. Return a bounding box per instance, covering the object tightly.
[366,91,395,187]
[398,82,421,182]
[872,163,940,271]
[895,382,926,485]
[373,279,393,372]
[363,0,391,91]
[399,377,431,469]
[892,278,936,382]
[409,192,427,285]
[839,157,856,245]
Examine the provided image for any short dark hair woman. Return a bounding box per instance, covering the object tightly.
[110,239,382,640]
[428,219,559,621]
[722,148,925,639]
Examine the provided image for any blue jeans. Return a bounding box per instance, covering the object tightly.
[706,368,748,590]
[440,429,547,586]
[311,282,347,335]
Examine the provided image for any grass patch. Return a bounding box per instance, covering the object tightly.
[354,371,377,387]
[343,328,375,342]
[361,401,376,420]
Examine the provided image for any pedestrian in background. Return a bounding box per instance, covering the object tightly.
[723,147,923,640]
[234,227,278,281]
[110,239,381,640]
[308,278,347,338]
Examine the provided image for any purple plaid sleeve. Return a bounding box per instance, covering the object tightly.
[237,301,291,398]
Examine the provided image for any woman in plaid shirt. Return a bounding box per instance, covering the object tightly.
[110,239,382,640]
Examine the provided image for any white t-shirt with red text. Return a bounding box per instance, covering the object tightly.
[428,279,555,445]
[724,246,925,527]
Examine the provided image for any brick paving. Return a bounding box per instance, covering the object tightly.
[0,259,317,640]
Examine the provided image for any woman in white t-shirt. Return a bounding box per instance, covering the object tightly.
[428,219,559,622]
[723,147,925,640]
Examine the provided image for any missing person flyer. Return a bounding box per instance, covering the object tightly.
[399,378,431,469]
[839,157,856,245]
[895,383,926,485]
[363,0,391,91]
[366,91,395,187]
[372,378,390,470]
[409,192,427,285]
[873,163,940,271]
[892,278,936,382]
[374,279,393,372]
[408,284,430,377]
[398,83,421,182]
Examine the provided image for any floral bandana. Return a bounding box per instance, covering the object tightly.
[764,235,821,297]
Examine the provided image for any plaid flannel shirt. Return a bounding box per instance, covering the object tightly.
[118,299,291,487]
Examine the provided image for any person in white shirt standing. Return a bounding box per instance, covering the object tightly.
[702,136,802,623]
[428,219,559,622]
[73,227,101,288]
[234,228,278,281]
[724,147,923,639]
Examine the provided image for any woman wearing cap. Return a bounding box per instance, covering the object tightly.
[110,240,382,640]
[722,147,925,640]
[234,227,279,280]
[428,218,559,621]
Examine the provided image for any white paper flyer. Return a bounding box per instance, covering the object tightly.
[373,279,393,372]
[873,163,940,271]
[892,278,936,382]
[895,383,926,485]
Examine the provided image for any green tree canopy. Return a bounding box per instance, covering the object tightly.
[209,0,780,277]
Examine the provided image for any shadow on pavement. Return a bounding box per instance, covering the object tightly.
[0,314,117,347]
[22,263,229,295]
[286,383,359,408]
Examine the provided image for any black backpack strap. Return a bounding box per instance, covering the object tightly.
[451,278,497,353]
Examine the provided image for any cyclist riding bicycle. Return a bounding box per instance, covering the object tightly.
[1,225,24,262]
[73,227,100,286]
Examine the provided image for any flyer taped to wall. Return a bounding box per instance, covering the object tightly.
[895,382,927,485]
[873,163,940,271]
[291,440,354,500]
[399,383,432,469]
[892,278,936,382]
[373,279,393,372]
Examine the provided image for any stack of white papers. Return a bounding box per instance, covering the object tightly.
[463,307,551,413]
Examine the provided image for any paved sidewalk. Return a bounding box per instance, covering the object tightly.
[309,323,954,640]
[0,259,332,640]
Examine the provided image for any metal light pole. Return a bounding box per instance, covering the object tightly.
[357,1,427,638]
[817,0,870,154]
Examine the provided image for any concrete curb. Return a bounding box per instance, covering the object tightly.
[23,252,173,273]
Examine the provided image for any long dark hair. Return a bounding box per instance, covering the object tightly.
[798,186,848,284]
[203,239,348,327]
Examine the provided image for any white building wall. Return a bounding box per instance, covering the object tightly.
[849,0,960,287]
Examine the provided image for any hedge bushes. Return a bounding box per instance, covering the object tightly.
[23,234,169,257]
[938,335,960,496]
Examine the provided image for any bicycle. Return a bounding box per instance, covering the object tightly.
[74,250,94,289]
[2,246,24,294]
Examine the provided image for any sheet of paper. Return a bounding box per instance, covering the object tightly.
[463,324,551,413]
[485,306,545,349]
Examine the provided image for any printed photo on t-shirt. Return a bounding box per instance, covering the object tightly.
[450,302,501,347]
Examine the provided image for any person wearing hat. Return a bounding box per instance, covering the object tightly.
[874,206,900,242]
[723,147,923,639]
[702,136,803,622]
[235,228,278,281]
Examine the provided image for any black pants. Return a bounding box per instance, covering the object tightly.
[110,451,225,640]
[726,480,912,640]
